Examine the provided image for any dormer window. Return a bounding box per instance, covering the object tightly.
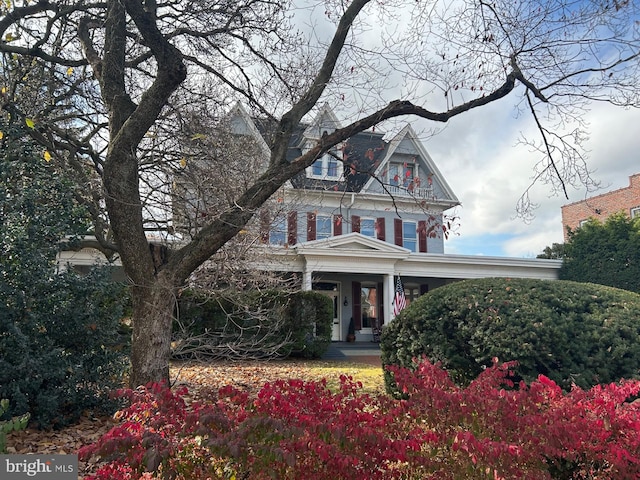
[307,153,343,180]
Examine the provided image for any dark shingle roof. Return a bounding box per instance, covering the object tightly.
[253,117,388,193]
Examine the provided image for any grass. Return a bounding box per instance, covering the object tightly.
[296,360,385,395]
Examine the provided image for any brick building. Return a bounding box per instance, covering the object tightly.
[561,173,640,240]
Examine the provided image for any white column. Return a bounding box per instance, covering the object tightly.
[303,268,313,291]
[384,273,394,323]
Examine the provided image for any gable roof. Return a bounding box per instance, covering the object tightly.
[227,104,457,203]
[226,102,272,158]
[301,104,342,142]
[363,124,459,204]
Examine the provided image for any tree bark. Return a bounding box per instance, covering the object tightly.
[129,276,177,387]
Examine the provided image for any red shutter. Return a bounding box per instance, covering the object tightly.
[352,215,361,233]
[394,218,403,246]
[418,220,427,252]
[307,212,316,241]
[375,217,386,241]
[352,281,362,330]
[287,211,297,245]
[334,214,343,236]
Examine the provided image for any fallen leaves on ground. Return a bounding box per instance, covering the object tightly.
[4,358,383,478]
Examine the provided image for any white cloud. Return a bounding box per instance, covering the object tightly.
[425,101,640,257]
[292,0,640,258]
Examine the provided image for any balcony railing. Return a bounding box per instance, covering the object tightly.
[388,185,435,199]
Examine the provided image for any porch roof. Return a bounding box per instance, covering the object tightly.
[260,233,562,281]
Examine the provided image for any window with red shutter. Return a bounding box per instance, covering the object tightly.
[418,220,427,252]
[394,218,403,246]
[352,215,361,233]
[334,214,343,235]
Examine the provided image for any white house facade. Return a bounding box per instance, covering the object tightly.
[58,104,562,342]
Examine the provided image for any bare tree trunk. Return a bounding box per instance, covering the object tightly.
[129,278,177,387]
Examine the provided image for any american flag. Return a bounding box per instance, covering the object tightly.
[393,276,407,316]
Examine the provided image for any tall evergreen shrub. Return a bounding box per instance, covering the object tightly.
[0,124,128,428]
[560,213,640,293]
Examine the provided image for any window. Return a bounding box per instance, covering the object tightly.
[327,157,339,177]
[389,162,415,189]
[307,153,343,180]
[404,287,420,306]
[632,207,640,219]
[311,160,323,176]
[403,221,417,252]
[360,218,376,238]
[361,284,378,329]
[316,214,333,239]
[269,217,287,245]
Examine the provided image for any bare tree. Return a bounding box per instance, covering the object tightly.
[0,0,638,385]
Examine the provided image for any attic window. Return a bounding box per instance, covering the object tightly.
[390,163,414,187]
[307,153,343,180]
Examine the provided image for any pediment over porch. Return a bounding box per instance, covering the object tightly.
[294,232,410,258]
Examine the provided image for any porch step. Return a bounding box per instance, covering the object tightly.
[322,342,381,360]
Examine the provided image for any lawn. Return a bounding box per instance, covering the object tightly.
[170,359,385,397]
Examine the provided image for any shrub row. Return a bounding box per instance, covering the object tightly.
[174,289,332,359]
[381,278,640,391]
[80,359,640,479]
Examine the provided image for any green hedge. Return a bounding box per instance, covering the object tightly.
[381,278,640,393]
[174,289,332,359]
[0,267,129,428]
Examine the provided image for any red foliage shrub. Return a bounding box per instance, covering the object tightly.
[80,359,640,479]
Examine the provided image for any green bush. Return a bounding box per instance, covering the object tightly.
[0,123,129,429]
[174,289,332,359]
[381,278,640,393]
[287,291,332,359]
[0,267,130,429]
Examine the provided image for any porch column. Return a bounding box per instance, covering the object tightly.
[302,268,313,291]
[384,273,394,323]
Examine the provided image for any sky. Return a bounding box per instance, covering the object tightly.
[291,0,640,259]
[296,0,640,258]
[427,101,640,258]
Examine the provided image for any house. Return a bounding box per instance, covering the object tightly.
[58,104,562,342]
[214,104,561,342]
[561,173,640,240]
